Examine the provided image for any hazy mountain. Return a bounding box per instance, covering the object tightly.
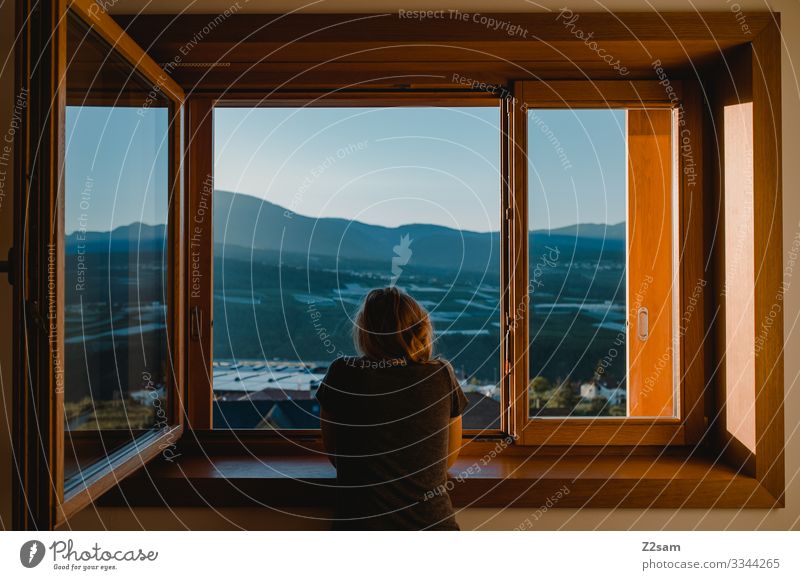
[65,222,166,254]
[65,190,625,272]
[213,190,502,272]
[213,190,623,272]
[546,221,625,241]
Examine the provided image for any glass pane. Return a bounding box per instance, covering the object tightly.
[527,109,628,417]
[213,107,501,430]
[63,13,172,482]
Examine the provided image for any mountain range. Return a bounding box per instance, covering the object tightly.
[67,189,625,272]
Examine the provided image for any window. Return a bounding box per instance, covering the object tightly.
[64,15,173,483]
[188,88,689,442]
[526,108,630,418]
[60,8,183,506]
[210,105,502,431]
[507,82,688,445]
[525,108,676,419]
[12,1,185,527]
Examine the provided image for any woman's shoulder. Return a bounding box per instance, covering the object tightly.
[326,356,357,373]
[427,356,455,371]
[422,357,459,383]
[319,357,360,396]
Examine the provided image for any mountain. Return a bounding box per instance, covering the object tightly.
[546,221,625,241]
[65,190,625,272]
[214,190,623,272]
[213,189,502,272]
[65,222,166,254]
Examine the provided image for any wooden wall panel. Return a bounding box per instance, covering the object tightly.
[705,20,784,504]
[750,21,784,504]
[723,101,756,454]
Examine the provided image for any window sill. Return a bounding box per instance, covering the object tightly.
[96,446,781,510]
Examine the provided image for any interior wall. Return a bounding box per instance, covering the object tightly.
[1,0,798,531]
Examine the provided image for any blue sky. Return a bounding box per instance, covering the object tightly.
[528,108,626,230]
[215,106,626,232]
[65,105,626,234]
[214,107,502,232]
[65,106,169,235]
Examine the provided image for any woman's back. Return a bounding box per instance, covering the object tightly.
[317,355,467,530]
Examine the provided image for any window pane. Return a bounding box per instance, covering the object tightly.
[213,106,501,430]
[64,14,172,482]
[527,109,628,417]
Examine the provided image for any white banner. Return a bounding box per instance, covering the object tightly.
[1,531,797,579]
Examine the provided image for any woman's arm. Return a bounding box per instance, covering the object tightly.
[320,408,337,468]
[446,414,462,470]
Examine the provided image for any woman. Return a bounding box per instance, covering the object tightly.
[316,287,468,530]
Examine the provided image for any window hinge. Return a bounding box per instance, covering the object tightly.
[26,299,46,331]
[503,326,513,378]
[190,306,203,341]
[504,94,513,117]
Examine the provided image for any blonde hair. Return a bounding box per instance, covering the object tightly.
[354,287,433,363]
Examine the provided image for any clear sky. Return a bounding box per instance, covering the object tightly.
[65,106,169,235]
[528,108,626,230]
[214,106,502,233]
[65,105,627,234]
[215,106,626,232]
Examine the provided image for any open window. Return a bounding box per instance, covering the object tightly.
[13,0,184,527]
[185,97,505,433]
[506,81,703,445]
[181,83,697,446]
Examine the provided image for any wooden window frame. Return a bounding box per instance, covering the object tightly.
[507,80,707,446]
[183,83,705,447]
[59,0,187,523]
[185,91,505,439]
[13,0,186,528]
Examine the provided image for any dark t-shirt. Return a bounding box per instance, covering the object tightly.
[316,356,469,530]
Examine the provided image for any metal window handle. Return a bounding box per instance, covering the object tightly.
[0,247,13,285]
[637,307,649,341]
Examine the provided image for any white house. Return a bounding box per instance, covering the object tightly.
[579,381,626,406]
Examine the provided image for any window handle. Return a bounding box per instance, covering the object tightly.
[637,306,649,341]
[0,247,13,285]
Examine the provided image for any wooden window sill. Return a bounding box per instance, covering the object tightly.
[96,448,781,509]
